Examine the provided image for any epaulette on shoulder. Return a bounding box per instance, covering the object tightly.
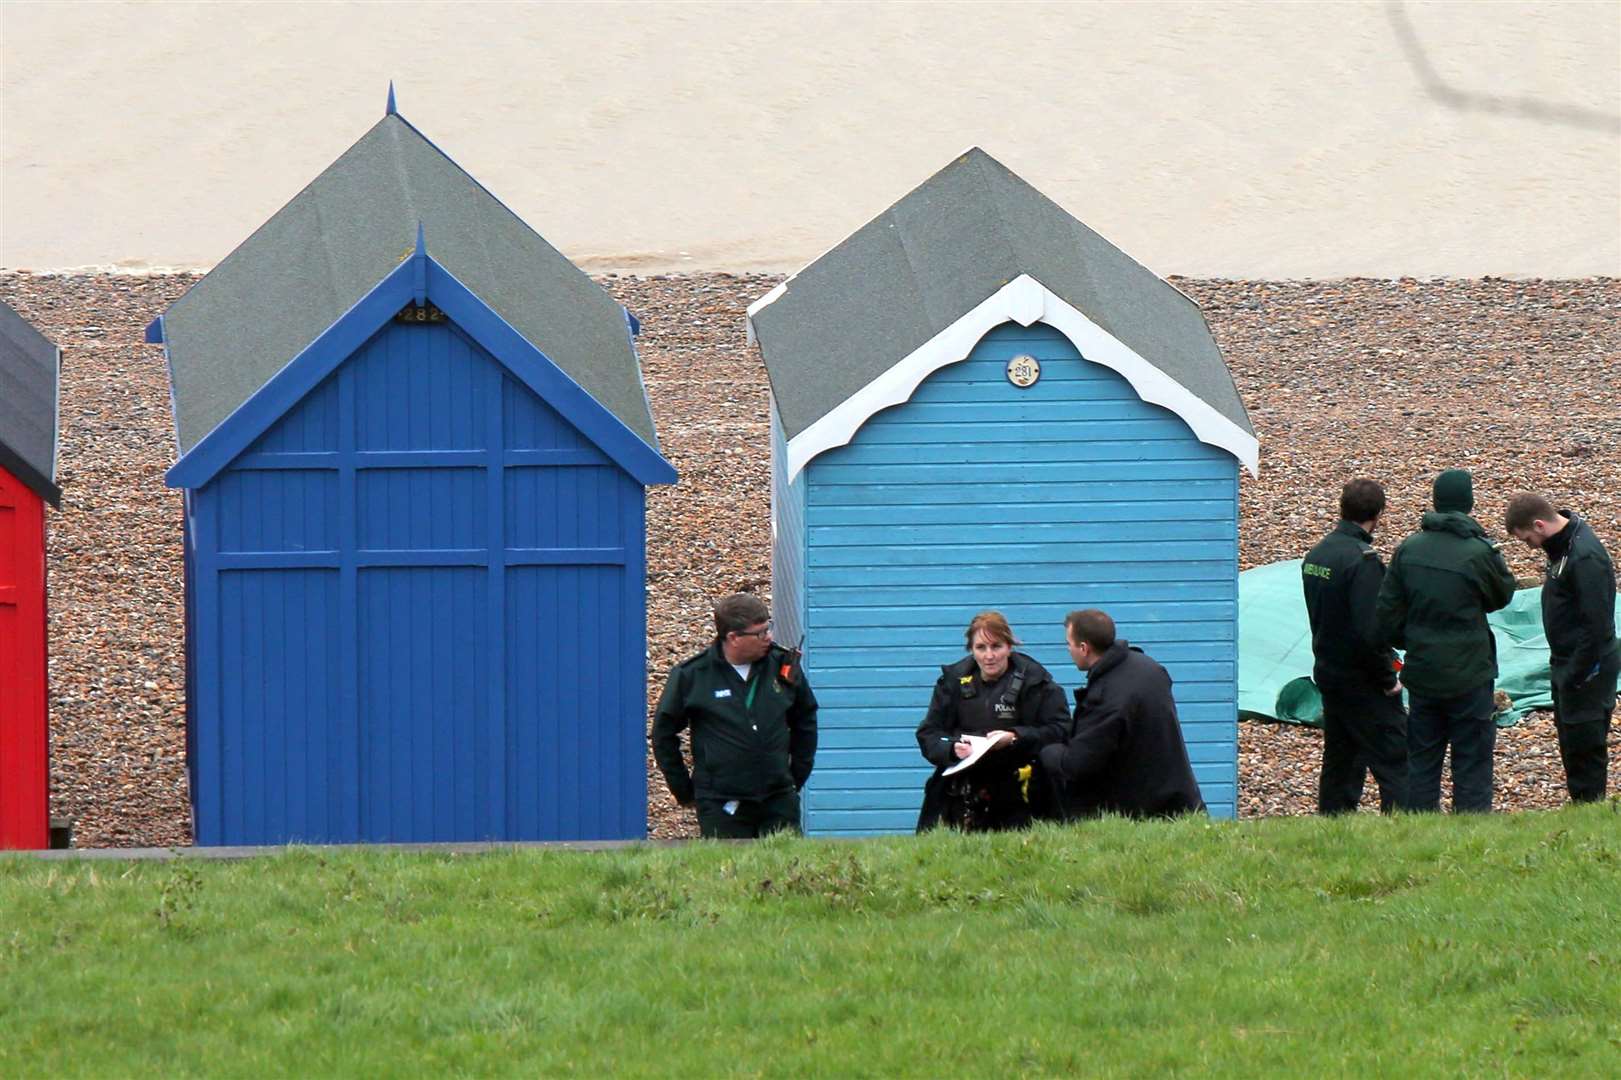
[1360,544,1377,557]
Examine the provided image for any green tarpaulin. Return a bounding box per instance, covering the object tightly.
[1237,559,1621,727]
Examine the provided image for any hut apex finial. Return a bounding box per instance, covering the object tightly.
[386,81,397,116]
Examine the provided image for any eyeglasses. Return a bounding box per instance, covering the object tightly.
[733,622,773,640]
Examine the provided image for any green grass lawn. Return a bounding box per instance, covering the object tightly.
[3,805,1619,1078]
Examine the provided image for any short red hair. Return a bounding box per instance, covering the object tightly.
[964,611,1018,651]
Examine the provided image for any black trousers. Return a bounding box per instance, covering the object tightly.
[917,762,1053,833]
[1550,669,1618,803]
[695,790,801,839]
[1407,682,1497,813]
[1318,683,1408,814]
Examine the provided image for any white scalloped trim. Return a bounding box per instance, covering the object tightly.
[777,273,1259,481]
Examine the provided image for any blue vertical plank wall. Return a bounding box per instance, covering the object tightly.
[769,403,808,651]
[798,321,1240,836]
[187,316,648,844]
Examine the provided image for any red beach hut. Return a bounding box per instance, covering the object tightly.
[0,300,62,849]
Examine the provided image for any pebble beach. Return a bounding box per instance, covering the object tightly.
[2,270,1616,845]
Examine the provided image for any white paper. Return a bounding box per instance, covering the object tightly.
[941,734,997,777]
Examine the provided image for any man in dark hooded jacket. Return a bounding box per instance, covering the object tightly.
[1506,492,1620,803]
[1037,609,1204,819]
[1376,469,1516,812]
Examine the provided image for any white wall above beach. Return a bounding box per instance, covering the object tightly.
[2,1,1617,277]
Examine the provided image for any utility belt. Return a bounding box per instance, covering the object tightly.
[941,760,1034,832]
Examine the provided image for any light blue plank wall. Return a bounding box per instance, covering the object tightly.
[797,321,1240,835]
[191,318,648,844]
[769,398,807,650]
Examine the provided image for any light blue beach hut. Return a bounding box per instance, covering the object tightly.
[747,148,1258,834]
[149,93,676,845]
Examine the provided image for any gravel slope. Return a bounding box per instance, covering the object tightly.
[1,272,1615,845]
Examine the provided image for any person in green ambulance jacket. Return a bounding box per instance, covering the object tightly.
[1376,469,1516,812]
[651,594,819,838]
[1301,478,1408,815]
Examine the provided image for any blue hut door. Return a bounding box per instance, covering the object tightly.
[198,316,643,843]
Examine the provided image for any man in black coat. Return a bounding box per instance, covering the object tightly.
[1301,478,1407,814]
[1038,609,1205,819]
[651,593,818,838]
[1506,493,1620,803]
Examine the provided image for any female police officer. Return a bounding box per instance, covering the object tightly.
[915,611,1071,831]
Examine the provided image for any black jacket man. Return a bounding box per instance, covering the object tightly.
[1302,478,1407,814]
[1038,609,1204,819]
[1506,493,1620,803]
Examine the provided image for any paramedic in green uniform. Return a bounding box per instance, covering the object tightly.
[1376,469,1516,812]
[651,593,819,838]
[1301,478,1408,814]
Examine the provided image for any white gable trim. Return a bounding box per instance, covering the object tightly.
[780,273,1259,480]
[744,284,785,347]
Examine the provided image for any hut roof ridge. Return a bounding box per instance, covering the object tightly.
[748,147,1254,472]
[155,108,660,457]
[0,299,62,506]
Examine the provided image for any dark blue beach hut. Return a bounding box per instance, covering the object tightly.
[150,95,676,845]
[748,148,1257,834]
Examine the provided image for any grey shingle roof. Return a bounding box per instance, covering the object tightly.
[0,300,62,506]
[158,114,658,455]
[748,147,1253,445]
